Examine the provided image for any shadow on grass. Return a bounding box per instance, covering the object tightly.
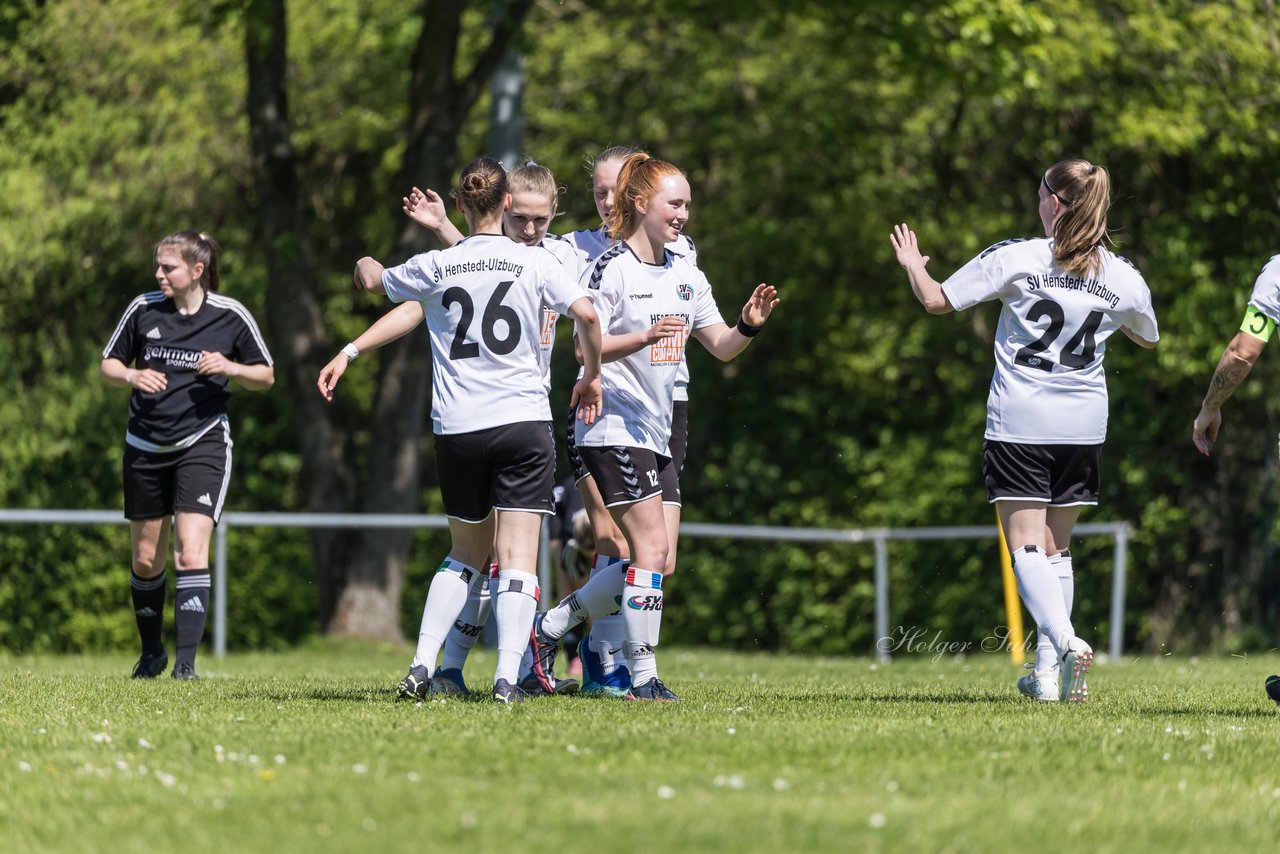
[1135,706,1278,719]
[222,687,387,703]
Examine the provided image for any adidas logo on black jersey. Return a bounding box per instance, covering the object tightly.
[145,327,162,340]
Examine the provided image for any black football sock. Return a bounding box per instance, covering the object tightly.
[130,570,167,656]
[174,568,211,669]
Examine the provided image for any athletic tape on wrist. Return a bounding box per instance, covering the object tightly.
[341,342,360,360]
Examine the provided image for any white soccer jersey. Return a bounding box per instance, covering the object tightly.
[535,234,588,391]
[1248,254,1280,323]
[566,227,701,401]
[941,237,1159,444]
[381,234,588,435]
[575,245,724,455]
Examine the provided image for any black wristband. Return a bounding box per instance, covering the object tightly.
[736,314,763,338]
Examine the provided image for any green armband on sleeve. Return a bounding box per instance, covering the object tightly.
[1241,304,1276,342]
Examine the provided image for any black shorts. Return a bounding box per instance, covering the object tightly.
[578,445,680,507]
[983,440,1101,506]
[123,422,233,522]
[670,399,689,474]
[434,421,556,523]
[565,403,589,482]
[567,400,689,494]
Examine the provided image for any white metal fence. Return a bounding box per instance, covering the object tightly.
[0,509,1131,662]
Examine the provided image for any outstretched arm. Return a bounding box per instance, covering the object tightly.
[317,301,426,401]
[891,223,952,315]
[1192,331,1266,455]
[693,283,780,361]
[403,186,465,248]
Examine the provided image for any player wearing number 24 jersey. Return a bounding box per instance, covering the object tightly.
[894,159,1157,706]
[941,236,1159,444]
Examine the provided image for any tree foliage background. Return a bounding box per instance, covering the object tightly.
[2,0,1278,654]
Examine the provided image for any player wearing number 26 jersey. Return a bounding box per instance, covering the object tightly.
[941,237,1159,444]
[380,232,588,436]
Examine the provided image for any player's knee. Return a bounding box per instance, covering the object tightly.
[132,551,163,577]
[174,548,208,571]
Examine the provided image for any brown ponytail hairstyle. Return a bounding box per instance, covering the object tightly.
[156,231,221,292]
[604,153,685,240]
[452,157,509,217]
[1044,159,1111,278]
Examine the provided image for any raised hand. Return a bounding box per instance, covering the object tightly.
[741,283,780,327]
[890,223,930,270]
[402,187,448,231]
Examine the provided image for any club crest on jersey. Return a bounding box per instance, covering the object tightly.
[677,283,693,301]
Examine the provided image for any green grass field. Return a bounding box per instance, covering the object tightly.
[2,643,1278,852]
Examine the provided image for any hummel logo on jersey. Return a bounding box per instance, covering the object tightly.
[180,598,205,613]
[145,326,162,339]
[197,493,213,507]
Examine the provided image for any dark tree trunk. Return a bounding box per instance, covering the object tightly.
[245,0,533,641]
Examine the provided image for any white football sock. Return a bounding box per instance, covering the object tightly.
[585,555,629,674]
[1035,550,1076,673]
[438,563,494,672]
[594,613,629,675]
[622,567,664,686]
[1012,545,1074,658]
[540,558,624,641]
[410,557,478,672]
[493,569,539,685]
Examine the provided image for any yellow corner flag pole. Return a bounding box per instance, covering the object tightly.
[996,511,1027,666]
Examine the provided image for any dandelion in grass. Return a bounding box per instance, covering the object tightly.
[869,812,887,829]
[656,785,676,799]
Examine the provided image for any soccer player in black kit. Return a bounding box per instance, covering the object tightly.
[100,232,274,680]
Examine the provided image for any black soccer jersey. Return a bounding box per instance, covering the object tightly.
[102,291,273,450]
